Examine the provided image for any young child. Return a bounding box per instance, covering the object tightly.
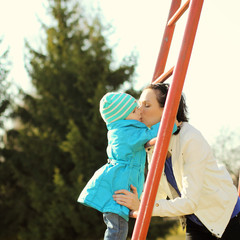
[78,92,176,240]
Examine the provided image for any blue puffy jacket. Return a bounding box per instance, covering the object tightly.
[78,120,162,221]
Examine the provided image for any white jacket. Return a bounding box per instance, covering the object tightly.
[147,122,238,238]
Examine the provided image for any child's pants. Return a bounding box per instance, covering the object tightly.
[103,212,128,240]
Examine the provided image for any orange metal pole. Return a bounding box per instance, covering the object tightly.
[131,1,204,239]
[168,0,190,26]
[152,66,174,84]
[152,0,182,82]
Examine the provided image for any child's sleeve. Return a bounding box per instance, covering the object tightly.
[127,122,177,151]
[149,122,177,139]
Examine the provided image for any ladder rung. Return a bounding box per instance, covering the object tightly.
[152,66,174,84]
[168,0,190,26]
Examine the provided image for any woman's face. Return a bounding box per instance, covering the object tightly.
[139,88,163,127]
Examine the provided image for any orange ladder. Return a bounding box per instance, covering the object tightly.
[131,0,204,239]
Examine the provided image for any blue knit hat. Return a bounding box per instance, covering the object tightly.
[100,92,138,124]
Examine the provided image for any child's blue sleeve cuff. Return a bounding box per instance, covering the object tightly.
[172,123,177,134]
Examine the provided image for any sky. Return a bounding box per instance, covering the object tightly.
[1,0,240,144]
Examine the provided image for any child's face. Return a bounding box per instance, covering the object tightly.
[125,107,141,121]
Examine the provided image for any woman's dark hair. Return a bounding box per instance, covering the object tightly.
[145,83,189,133]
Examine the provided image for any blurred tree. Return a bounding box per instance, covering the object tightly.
[0,0,136,239]
[0,38,11,135]
[212,127,240,187]
[0,0,176,239]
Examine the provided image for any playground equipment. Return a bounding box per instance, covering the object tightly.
[131,0,204,239]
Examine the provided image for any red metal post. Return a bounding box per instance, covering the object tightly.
[167,0,190,26]
[152,0,182,82]
[131,1,204,239]
[152,66,174,84]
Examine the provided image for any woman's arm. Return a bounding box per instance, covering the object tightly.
[152,130,211,217]
[113,185,140,211]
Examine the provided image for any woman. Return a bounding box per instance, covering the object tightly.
[113,83,240,239]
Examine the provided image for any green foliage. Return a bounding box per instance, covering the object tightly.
[0,0,176,239]
[0,0,136,239]
[0,38,11,130]
[127,217,178,240]
[147,218,178,239]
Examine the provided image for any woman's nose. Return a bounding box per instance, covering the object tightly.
[138,108,143,121]
[137,106,142,114]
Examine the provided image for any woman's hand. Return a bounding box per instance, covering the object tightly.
[113,185,140,211]
[175,119,182,127]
